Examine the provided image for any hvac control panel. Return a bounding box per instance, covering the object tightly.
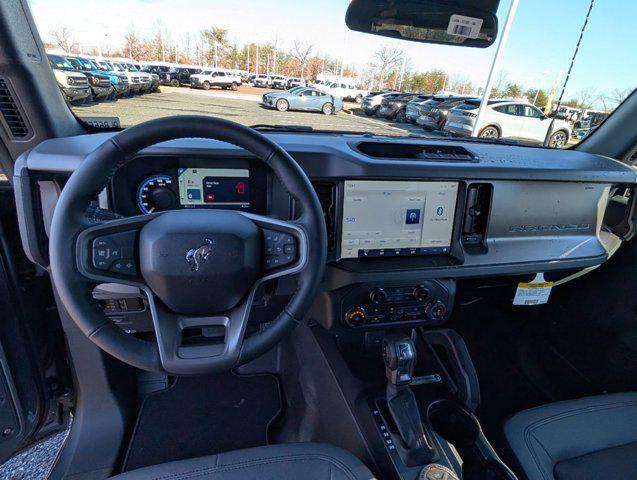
[341,280,455,329]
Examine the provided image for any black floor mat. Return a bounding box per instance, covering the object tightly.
[123,372,281,471]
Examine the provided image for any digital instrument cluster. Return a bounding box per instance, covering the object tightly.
[109,157,268,217]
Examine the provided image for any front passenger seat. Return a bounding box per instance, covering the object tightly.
[109,443,376,480]
[504,392,637,480]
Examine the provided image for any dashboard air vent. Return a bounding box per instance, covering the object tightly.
[311,181,337,252]
[462,183,492,245]
[0,77,30,139]
[355,142,475,161]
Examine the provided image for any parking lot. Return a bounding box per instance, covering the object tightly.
[73,86,437,137]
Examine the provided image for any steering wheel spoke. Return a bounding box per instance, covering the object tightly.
[144,285,259,375]
[76,213,160,287]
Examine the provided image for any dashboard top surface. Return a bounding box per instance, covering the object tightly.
[12,130,636,285]
[16,131,637,185]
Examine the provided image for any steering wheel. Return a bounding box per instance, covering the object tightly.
[49,116,327,375]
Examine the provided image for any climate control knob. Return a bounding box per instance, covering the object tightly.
[369,288,388,304]
[345,307,367,327]
[413,286,430,301]
[425,301,447,321]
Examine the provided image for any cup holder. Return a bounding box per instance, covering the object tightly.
[428,399,481,447]
[427,399,518,480]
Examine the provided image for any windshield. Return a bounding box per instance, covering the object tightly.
[48,54,74,70]
[74,57,95,70]
[66,57,82,70]
[30,0,635,148]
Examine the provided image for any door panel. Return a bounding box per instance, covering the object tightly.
[521,105,549,142]
[0,181,71,464]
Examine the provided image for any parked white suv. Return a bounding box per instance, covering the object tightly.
[320,81,369,103]
[190,69,241,91]
[444,100,571,147]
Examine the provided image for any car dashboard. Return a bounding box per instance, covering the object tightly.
[13,131,637,332]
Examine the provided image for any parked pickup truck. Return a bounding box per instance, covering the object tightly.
[46,54,91,104]
[286,77,305,88]
[253,74,271,88]
[65,56,114,101]
[190,69,241,91]
[79,57,130,97]
[95,59,142,95]
[321,81,369,103]
[157,67,201,87]
[112,60,154,93]
[271,75,288,89]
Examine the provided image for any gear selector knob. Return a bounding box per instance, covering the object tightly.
[383,334,416,387]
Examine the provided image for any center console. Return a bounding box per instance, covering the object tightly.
[367,329,517,480]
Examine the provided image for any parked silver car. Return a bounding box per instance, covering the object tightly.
[416,96,477,130]
[262,87,343,114]
[361,91,396,116]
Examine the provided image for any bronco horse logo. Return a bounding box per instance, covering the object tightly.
[185,238,215,271]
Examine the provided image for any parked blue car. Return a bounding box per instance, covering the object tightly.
[262,87,343,115]
[70,56,131,97]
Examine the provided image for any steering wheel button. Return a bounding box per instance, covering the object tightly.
[93,237,112,249]
[92,255,110,270]
[110,258,137,275]
[283,244,295,254]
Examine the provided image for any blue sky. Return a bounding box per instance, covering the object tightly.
[29,0,635,107]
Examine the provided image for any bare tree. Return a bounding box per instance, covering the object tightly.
[575,87,600,110]
[491,70,510,97]
[609,88,632,106]
[372,45,403,88]
[292,41,313,79]
[50,27,77,54]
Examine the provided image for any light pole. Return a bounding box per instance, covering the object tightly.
[532,70,549,105]
[472,0,520,137]
[256,43,260,75]
[340,31,349,77]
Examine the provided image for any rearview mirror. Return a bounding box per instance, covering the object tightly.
[345,0,499,48]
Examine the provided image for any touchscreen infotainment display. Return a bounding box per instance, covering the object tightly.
[340,180,458,259]
[178,168,250,207]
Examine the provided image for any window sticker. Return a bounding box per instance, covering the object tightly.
[513,273,553,306]
[447,14,483,39]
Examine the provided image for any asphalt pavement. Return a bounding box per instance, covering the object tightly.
[72,86,435,137]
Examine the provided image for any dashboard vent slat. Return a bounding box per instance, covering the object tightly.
[0,77,30,139]
[311,181,337,252]
[462,183,492,246]
[355,142,475,162]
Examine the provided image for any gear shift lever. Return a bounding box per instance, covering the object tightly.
[382,334,438,466]
[383,334,416,387]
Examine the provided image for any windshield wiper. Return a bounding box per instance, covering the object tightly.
[430,135,533,147]
[251,124,314,132]
[250,124,381,136]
